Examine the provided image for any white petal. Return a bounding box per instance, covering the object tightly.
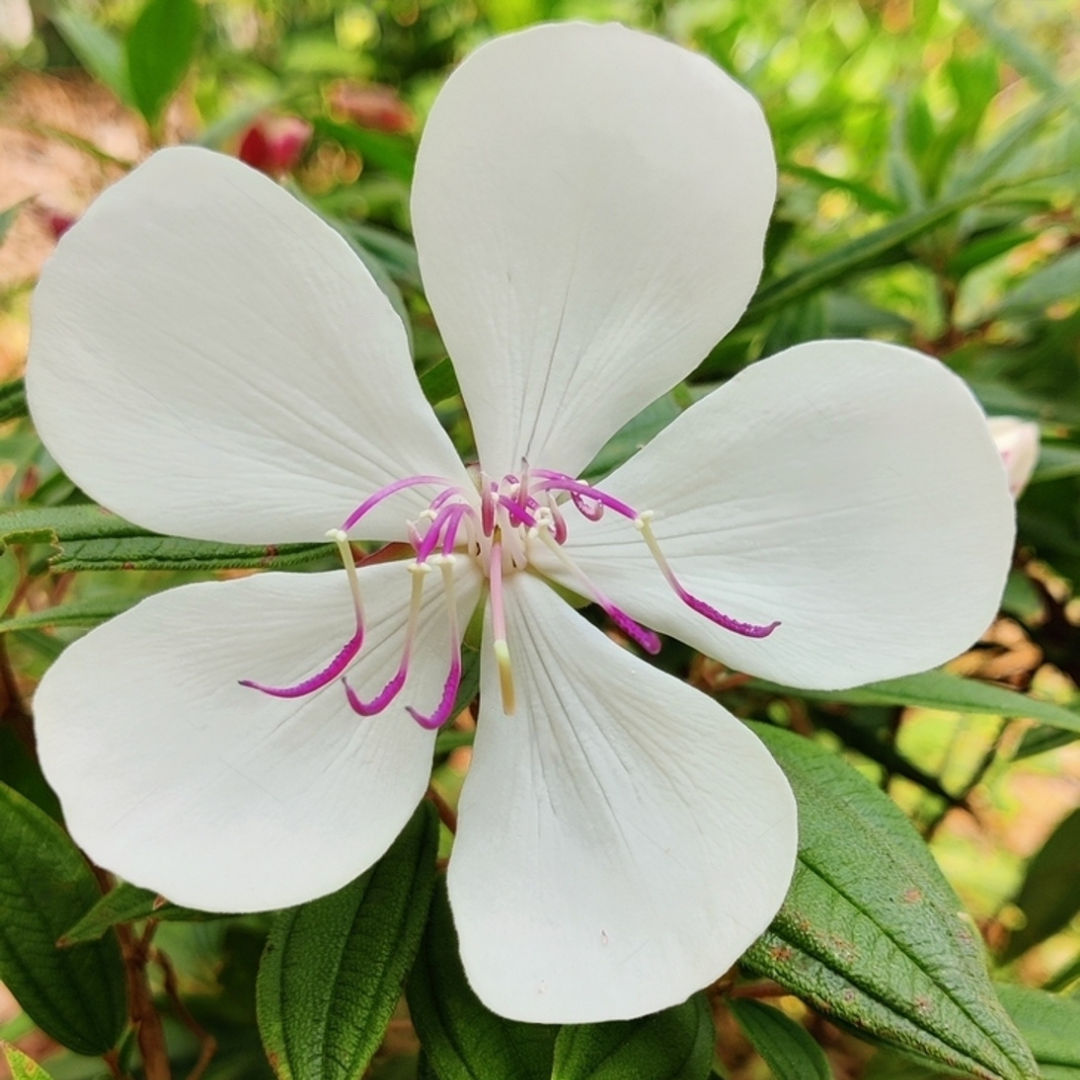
[412,22,775,479]
[448,573,797,1023]
[28,147,467,545]
[988,416,1040,498]
[550,340,1014,689]
[34,561,484,912]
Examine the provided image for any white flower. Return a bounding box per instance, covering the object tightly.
[988,416,1040,498]
[27,23,1013,1023]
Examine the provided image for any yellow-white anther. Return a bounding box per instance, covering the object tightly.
[326,528,364,620]
[493,638,516,716]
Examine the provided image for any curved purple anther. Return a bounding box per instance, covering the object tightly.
[241,626,364,699]
[550,503,568,545]
[405,654,462,730]
[481,481,496,537]
[532,471,639,520]
[441,503,475,556]
[416,501,466,563]
[343,668,407,716]
[605,605,662,655]
[571,491,605,521]
[342,475,450,532]
[676,589,781,639]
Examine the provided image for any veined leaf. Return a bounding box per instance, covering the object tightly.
[0,782,127,1055]
[419,357,461,406]
[60,882,214,947]
[1000,808,1080,963]
[996,985,1080,1080]
[752,668,1080,735]
[257,803,439,1080]
[728,998,831,1080]
[742,725,1037,1080]
[1,1044,56,1080]
[126,0,202,125]
[0,597,135,635]
[552,994,714,1080]
[407,880,559,1080]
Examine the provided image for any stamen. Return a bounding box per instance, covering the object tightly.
[343,562,430,715]
[488,533,517,714]
[327,528,364,623]
[532,471,639,521]
[532,516,661,655]
[341,474,450,532]
[406,557,464,730]
[635,512,780,639]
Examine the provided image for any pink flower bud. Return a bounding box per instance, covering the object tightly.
[238,116,313,176]
[329,82,414,134]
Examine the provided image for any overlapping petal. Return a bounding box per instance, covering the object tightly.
[548,341,1014,689]
[412,21,776,479]
[29,147,467,545]
[34,562,483,912]
[448,572,797,1023]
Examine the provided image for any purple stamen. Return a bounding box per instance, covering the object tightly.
[241,625,364,698]
[498,494,536,529]
[571,490,605,521]
[406,653,462,730]
[605,605,662,654]
[341,474,450,532]
[673,585,780,639]
[532,471,639,520]
[481,480,497,537]
[343,667,407,715]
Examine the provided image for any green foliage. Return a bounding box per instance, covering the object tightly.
[743,726,1037,1080]
[257,803,440,1080]
[1,1043,57,1080]
[126,0,202,125]
[60,882,213,946]
[0,782,127,1055]
[729,998,832,1080]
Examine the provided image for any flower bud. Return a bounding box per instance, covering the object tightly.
[988,416,1040,498]
[329,82,414,134]
[238,116,312,176]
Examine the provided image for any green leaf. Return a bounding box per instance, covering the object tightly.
[312,119,415,182]
[0,596,136,635]
[0,204,25,247]
[994,248,1080,318]
[126,0,202,125]
[0,782,127,1055]
[0,378,28,423]
[407,879,559,1080]
[0,503,334,571]
[742,726,1037,1080]
[996,985,1080,1080]
[1,1044,56,1080]
[752,668,1080,735]
[419,358,461,407]
[744,192,982,323]
[1001,808,1080,963]
[257,802,439,1080]
[60,882,214,946]
[50,11,132,103]
[729,998,830,1080]
[1033,443,1080,485]
[551,994,714,1080]
[0,728,62,822]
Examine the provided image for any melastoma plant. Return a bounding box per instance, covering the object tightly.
[27,22,1014,1023]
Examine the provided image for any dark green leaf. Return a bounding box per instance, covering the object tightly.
[49,11,132,102]
[126,0,202,125]
[552,994,714,1080]
[0,504,147,550]
[752,669,1080,735]
[1001,808,1080,963]
[419,358,460,407]
[1033,444,1080,484]
[407,879,559,1080]
[257,802,439,1080]
[744,192,982,323]
[0,378,28,423]
[996,985,1080,1080]
[0,596,136,635]
[742,726,1037,1080]
[0,728,62,822]
[60,882,214,946]
[728,998,831,1080]
[0,782,127,1055]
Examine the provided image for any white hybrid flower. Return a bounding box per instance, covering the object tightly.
[28,23,1014,1023]
[988,416,1040,498]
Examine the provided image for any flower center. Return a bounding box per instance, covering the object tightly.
[240,466,779,726]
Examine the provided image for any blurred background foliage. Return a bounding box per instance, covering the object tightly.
[0,0,1079,1078]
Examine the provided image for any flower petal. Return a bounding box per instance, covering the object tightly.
[28,147,467,544]
[448,573,797,1023]
[412,22,775,479]
[33,561,483,912]
[552,340,1014,689]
